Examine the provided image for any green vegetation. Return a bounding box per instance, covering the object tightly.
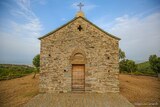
[32,54,40,78]
[0,64,35,80]
[119,48,126,60]
[119,59,137,74]
[136,61,155,75]
[120,61,156,76]
[119,49,138,74]
[149,55,160,74]
[119,49,157,76]
[33,54,40,70]
[134,55,160,76]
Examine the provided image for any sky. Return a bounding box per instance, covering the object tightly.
[0,0,160,64]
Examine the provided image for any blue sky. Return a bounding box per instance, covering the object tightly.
[0,0,160,64]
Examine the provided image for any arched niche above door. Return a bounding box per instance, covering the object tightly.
[70,49,86,64]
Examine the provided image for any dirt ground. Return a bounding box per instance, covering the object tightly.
[120,74,160,106]
[0,74,39,107]
[0,74,160,107]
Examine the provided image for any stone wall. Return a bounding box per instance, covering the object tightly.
[39,17,119,93]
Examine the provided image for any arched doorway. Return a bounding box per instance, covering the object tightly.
[70,51,86,91]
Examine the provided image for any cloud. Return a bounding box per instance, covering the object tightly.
[11,0,37,21]
[0,0,42,64]
[95,13,160,62]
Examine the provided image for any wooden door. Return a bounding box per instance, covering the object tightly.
[72,64,85,91]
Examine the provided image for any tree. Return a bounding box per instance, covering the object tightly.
[119,48,126,60]
[149,55,160,74]
[32,54,40,78]
[119,59,137,74]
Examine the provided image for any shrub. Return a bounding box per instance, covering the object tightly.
[149,55,160,74]
[136,61,155,75]
[119,59,137,73]
[32,54,40,78]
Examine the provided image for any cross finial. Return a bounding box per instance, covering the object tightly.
[77,2,84,11]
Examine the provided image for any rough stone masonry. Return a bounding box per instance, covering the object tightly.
[38,11,120,93]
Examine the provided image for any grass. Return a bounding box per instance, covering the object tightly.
[0,74,39,107]
[0,64,35,80]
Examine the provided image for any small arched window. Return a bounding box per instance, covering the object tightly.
[70,49,86,64]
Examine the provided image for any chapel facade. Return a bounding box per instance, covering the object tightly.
[39,10,120,93]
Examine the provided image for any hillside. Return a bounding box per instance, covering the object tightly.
[136,61,155,75]
[0,74,160,107]
[0,64,35,80]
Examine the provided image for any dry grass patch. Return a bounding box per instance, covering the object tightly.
[0,74,39,107]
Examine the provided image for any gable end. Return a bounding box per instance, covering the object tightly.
[38,16,121,40]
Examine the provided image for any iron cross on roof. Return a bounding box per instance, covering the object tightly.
[77,3,84,11]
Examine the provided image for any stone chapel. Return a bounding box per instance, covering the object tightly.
[38,8,120,93]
